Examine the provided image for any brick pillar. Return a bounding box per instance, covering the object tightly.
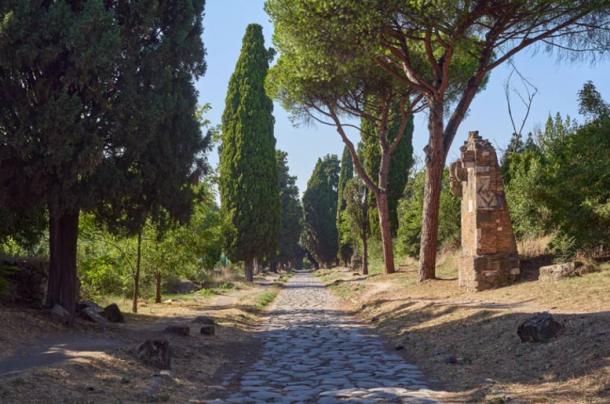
[450,131,520,291]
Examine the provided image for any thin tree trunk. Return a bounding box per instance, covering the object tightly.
[46,208,80,314]
[418,106,445,281]
[376,191,395,274]
[155,272,162,303]
[132,230,142,313]
[362,236,368,275]
[244,259,254,282]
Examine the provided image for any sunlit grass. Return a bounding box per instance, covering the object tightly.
[255,290,278,310]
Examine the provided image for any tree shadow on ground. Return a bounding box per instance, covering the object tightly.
[369,298,610,402]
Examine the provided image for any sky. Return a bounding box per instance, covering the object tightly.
[197,0,610,194]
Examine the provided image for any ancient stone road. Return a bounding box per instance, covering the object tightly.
[222,271,439,403]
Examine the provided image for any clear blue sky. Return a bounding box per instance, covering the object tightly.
[197,0,610,194]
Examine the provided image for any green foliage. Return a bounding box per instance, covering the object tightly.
[302,155,340,267]
[504,84,610,258]
[343,178,370,256]
[398,169,460,258]
[337,146,354,263]
[219,24,279,265]
[0,0,207,228]
[78,183,223,300]
[361,99,414,236]
[275,150,303,267]
[255,290,278,310]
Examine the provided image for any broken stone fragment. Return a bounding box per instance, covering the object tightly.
[76,299,103,314]
[80,307,109,325]
[539,261,597,281]
[200,325,215,336]
[50,304,72,325]
[101,303,124,323]
[191,316,215,325]
[517,312,564,343]
[164,325,190,336]
[136,339,171,369]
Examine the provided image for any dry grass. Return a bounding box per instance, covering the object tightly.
[0,271,286,403]
[317,251,610,403]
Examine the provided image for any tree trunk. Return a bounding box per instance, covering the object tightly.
[362,236,368,276]
[132,230,142,313]
[376,191,395,274]
[418,106,445,281]
[155,272,162,303]
[46,208,80,314]
[244,259,254,282]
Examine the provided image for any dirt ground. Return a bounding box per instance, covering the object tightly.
[0,271,289,403]
[317,252,610,403]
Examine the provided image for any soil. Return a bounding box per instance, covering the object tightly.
[0,272,287,403]
[317,252,610,403]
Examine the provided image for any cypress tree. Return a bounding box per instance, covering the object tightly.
[0,1,207,314]
[361,100,414,237]
[219,24,279,282]
[336,146,354,266]
[302,155,340,268]
[273,150,303,270]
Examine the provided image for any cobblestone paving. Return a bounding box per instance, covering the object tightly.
[223,271,439,403]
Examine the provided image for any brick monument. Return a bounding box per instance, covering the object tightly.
[449,131,519,291]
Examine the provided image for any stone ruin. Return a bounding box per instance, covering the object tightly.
[449,131,520,291]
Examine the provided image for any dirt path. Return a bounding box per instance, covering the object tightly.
[220,271,441,403]
[0,336,121,377]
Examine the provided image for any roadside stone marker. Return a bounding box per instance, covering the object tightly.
[450,131,519,291]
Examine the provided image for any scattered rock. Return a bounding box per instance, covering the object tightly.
[192,316,215,325]
[136,339,171,369]
[517,312,564,343]
[164,325,190,336]
[50,304,72,325]
[101,303,124,323]
[80,307,109,325]
[371,316,379,323]
[444,355,458,365]
[538,261,597,281]
[76,299,103,314]
[200,325,215,336]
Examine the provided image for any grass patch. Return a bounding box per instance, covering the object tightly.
[254,290,278,310]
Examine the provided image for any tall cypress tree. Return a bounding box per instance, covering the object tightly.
[219,24,279,282]
[302,155,339,268]
[361,100,414,237]
[273,150,303,270]
[336,146,354,265]
[0,1,207,314]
